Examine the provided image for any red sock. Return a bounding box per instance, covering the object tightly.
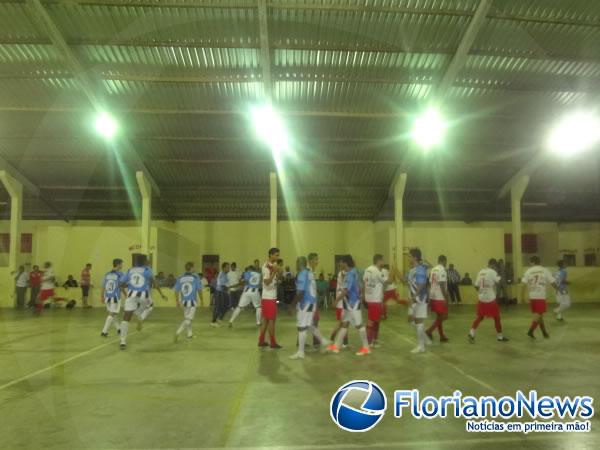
[494,316,502,333]
[472,316,483,330]
[539,321,547,334]
[269,333,277,346]
[330,330,337,341]
[438,319,446,339]
[427,319,438,335]
[374,322,380,340]
[258,331,265,344]
[367,325,375,344]
[530,320,539,331]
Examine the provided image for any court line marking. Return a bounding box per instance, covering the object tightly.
[0,331,139,392]
[384,326,501,394]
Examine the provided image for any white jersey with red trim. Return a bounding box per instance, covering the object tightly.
[476,268,500,303]
[428,264,447,301]
[363,265,388,303]
[261,262,278,300]
[522,265,555,300]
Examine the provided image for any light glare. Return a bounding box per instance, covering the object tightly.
[250,104,289,154]
[547,111,600,157]
[412,108,447,150]
[94,112,118,139]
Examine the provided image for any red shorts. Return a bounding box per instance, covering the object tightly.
[313,309,320,322]
[40,289,55,301]
[367,302,384,322]
[336,307,343,321]
[430,299,448,314]
[477,301,500,318]
[261,299,277,320]
[384,290,399,302]
[530,299,547,314]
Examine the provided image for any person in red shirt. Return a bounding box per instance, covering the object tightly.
[81,263,93,308]
[28,265,42,309]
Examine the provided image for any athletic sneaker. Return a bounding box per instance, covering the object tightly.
[210,322,221,328]
[355,347,371,356]
[101,332,108,338]
[440,336,449,343]
[468,334,475,344]
[258,342,269,348]
[270,343,282,349]
[120,343,126,350]
[527,331,536,339]
[542,332,550,339]
[289,352,304,360]
[327,344,340,354]
[411,346,425,354]
[187,334,194,339]
[497,336,509,342]
[371,342,381,348]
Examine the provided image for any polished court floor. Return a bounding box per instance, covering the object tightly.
[1,303,599,450]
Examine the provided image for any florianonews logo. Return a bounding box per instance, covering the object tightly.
[330,380,387,432]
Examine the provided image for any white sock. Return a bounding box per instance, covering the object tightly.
[469,328,476,337]
[358,326,369,349]
[497,333,504,339]
[140,306,153,321]
[185,320,193,337]
[229,307,242,323]
[112,317,120,332]
[416,323,425,349]
[255,307,262,325]
[120,321,129,344]
[335,327,348,348]
[102,316,113,334]
[298,330,307,356]
[176,320,186,336]
[311,326,324,345]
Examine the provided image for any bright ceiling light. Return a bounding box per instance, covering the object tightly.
[547,111,600,157]
[411,107,447,151]
[250,104,289,155]
[94,112,118,140]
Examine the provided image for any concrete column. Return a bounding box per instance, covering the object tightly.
[270,172,277,247]
[0,171,23,272]
[393,173,408,274]
[136,171,152,256]
[511,175,529,297]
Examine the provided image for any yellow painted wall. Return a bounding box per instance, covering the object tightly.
[0,219,598,307]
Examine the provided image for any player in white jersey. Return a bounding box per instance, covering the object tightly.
[407,248,429,353]
[174,262,204,342]
[258,247,282,349]
[363,254,388,348]
[468,259,509,343]
[522,256,557,339]
[100,258,124,337]
[426,255,450,343]
[553,260,571,321]
[329,266,348,347]
[289,254,328,360]
[229,264,262,327]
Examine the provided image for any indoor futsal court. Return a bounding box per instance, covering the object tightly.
[0,1,599,450]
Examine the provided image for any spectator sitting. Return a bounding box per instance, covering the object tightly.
[166,273,176,288]
[156,271,167,287]
[63,275,78,288]
[461,273,473,286]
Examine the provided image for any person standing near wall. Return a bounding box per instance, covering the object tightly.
[35,261,56,315]
[228,262,242,310]
[447,263,462,305]
[211,262,230,327]
[14,265,28,309]
[80,263,93,308]
[258,248,283,349]
[28,265,42,309]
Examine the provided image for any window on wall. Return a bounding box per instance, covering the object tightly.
[585,253,597,267]
[562,254,576,266]
[0,233,33,253]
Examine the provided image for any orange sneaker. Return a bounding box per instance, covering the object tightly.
[327,344,340,354]
[355,347,371,356]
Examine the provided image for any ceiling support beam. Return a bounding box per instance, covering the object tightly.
[257,0,273,99]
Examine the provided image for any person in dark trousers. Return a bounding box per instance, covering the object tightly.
[447,263,462,305]
[28,265,42,308]
[211,262,231,327]
[15,265,28,309]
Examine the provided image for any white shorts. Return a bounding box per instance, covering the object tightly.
[105,297,120,314]
[124,290,151,312]
[342,300,363,327]
[238,288,261,309]
[296,303,315,328]
[183,306,197,321]
[557,292,571,307]
[408,302,428,320]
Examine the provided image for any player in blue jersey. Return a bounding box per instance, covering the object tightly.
[229,264,262,327]
[327,255,370,356]
[553,260,571,321]
[289,253,328,360]
[174,261,204,342]
[100,258,124,337]
[407,248,429,353]
[119,255,167,350]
